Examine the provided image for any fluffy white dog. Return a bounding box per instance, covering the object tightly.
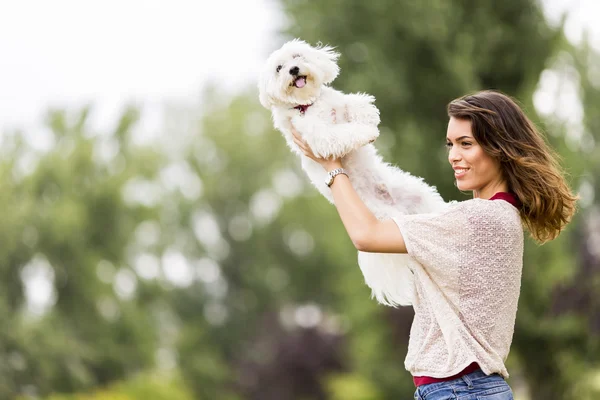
[258,39,446,306]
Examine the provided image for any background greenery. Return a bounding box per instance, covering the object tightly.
[2,1,599,399]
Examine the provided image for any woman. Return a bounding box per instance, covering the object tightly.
[291,90,577,399]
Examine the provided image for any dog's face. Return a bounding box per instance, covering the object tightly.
[258,39,339,109]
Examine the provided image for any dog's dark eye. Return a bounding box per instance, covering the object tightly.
[276,65,282,73]
[293,54,301,59]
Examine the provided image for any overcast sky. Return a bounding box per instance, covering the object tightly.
[0,0,282,136]
[0,0,598,137]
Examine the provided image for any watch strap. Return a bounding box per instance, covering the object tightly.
[326,168,348,187]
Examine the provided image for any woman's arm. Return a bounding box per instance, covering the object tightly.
[291,126,407,254]
[326,173,407,253]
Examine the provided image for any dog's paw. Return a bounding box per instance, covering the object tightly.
[333,123,379,151]
[359,125,379,147]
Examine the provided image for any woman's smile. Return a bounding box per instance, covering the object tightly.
[453,167,469,178]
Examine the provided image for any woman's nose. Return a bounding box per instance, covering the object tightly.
[448,147,461,163]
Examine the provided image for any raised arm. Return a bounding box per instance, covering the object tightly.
[291,126,407,253]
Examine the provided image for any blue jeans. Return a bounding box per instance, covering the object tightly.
[414,369,514,400]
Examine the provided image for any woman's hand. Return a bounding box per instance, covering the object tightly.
[290,124,343,171]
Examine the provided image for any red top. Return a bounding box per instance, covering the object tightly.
[489,191,521,208]
[413,362,481,387]
[412,192,520,387]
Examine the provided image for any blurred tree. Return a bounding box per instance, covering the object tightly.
[42,371,194,400]
[0,108,168,398]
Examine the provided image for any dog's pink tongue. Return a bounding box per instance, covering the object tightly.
[295,77,306,88]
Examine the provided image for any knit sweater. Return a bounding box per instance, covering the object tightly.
[392,198,524,378]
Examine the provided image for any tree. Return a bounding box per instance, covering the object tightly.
[0,108,167,398]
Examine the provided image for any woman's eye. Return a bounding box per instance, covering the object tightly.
[445,142,452,149]
[276,65,282,73]
[462,142,472,147]
[293,54,301,58]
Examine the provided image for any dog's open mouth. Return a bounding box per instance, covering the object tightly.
[291,76,307,88]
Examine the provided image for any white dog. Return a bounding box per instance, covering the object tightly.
[258,39,446,306]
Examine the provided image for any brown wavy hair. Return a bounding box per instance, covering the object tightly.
[447,90,578,243]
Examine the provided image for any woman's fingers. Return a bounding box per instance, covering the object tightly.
[291,126,302,142]
[295,140,313,158]
[293,137,316,160]
[290,126,309,151]
[291,131,304,147]
[290,124,321,161]
[291,132,306,150]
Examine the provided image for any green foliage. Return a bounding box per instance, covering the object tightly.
[42,371,194,400]
[0,107,166,397]
[325,372,382,400]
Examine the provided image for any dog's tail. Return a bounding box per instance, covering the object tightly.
[357,252,415,307]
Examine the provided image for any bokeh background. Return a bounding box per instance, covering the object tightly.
[1,0,599,399]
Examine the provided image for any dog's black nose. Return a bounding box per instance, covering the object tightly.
[289,66,299,75]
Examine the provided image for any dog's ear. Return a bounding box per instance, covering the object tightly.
[312,43,340,85]
[258,87,272,109]
[258,76,273,109]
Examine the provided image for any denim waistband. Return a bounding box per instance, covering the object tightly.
[418,369,504,398]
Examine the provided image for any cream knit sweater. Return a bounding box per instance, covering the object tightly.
[393,198,524,378]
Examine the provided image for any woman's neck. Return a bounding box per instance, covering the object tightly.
[473,180,509,200]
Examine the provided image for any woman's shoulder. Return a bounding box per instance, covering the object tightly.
[446,197,519,212]
[444,198,521,231]
[400,197,521,231]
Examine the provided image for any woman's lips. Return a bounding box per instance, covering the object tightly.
[454,168,469,178]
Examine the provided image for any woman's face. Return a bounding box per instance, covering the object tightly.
[446,117,507,199]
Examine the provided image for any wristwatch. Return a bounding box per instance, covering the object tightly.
[325,168,348,187]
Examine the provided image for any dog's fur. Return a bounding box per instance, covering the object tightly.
[258,39,446,306]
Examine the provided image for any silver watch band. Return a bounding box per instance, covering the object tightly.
[326,168,348,187]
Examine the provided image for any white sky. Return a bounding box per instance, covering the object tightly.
[0,0,598,136]
[543,0,600,45]
[0,0,283,135]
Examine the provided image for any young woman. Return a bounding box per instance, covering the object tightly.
[291,90,577,399]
